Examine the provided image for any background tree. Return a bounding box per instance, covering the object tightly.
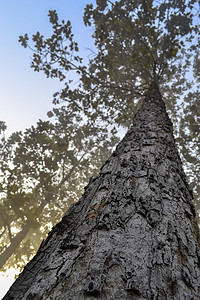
[178,90,200,223]
[0,109,118,271]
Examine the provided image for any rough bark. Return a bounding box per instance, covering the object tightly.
[3,84,200,300]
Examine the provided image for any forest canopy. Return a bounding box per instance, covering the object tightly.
[0,0,199,273]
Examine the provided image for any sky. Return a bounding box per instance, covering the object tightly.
[0,0,95,137]
[0,0,95,297]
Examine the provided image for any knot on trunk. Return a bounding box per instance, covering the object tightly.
[83,275,104,296]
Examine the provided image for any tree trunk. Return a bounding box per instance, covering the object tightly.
[3,84,200,300]
[0,221,33,270]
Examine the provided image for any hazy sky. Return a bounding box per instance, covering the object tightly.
[0,0,95,136]
[0,0,95,296]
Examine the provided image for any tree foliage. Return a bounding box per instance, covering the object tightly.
[177,90,200,223]
[1,0,199,272]
[19,0,199,124]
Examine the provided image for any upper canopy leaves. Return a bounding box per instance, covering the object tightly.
[84,0,198,86]
[18,0,200,127]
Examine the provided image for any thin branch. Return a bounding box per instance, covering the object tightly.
[51,52,143,96]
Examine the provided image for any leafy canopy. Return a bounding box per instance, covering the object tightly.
[19,0,200,126]
[18,1,200,213]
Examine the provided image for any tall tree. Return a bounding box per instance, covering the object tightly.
[1,0,200,275]
[2,0,200,297]
[3,84,200,299]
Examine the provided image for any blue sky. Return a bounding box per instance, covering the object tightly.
[0,0,95,136]
[0,0,95,296]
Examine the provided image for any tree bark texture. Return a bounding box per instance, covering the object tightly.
[3,85,200,300]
